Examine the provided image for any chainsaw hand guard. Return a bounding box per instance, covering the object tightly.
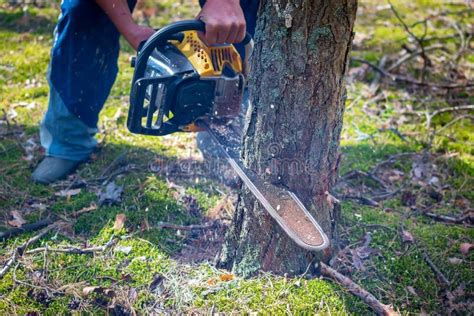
[127,20,253,136]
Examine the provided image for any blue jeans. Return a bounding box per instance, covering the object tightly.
[41,0,258,161]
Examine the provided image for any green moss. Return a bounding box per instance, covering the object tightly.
[195,275,368,314]
[308,26,333,54]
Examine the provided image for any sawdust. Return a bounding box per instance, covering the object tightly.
[263,183,324,247]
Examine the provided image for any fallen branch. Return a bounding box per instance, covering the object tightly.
[12,263,63,295]
[338,195,379,207]
[25,235,118,255]
[0,224,56,279]
[399,210,452,289]
[423,212,472,225]
[340,170,388,190]
[351,57,474,89]
[1,204,98,242]
[320,262,399,315]
[155,221,216,231]
[371,152,416,175]
[387,44,446,72]
[432,115,474,136]
[388,0,430,82]
[422,250,451,288]
[99,151,128,179]
[426,105,474,129]
[0,218,55,241]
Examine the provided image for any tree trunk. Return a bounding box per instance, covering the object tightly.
[218,0,358,277]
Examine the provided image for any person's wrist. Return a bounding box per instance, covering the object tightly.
[121,22,140,42]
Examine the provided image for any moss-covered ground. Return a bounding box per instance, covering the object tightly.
[0,0,472,314]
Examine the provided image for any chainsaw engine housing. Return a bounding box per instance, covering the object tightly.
[128,21,250,136]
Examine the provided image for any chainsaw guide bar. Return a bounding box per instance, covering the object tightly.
[199,120,330,251]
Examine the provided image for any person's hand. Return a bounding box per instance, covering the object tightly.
[197,0,246,45]
[125,24,156,51]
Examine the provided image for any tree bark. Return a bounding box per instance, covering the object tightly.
[218,0,358,277]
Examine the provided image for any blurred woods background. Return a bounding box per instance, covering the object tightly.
[0,0,473,314]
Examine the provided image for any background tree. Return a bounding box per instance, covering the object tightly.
[219,0,358,277]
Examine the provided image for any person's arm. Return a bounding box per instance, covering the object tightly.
[197,0,246,45]
[95,0,155,50]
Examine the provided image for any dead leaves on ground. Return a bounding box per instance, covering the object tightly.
[98,182,124,206]
[113,214,127,232]
[336,152,471,223]
[7,210,26,227]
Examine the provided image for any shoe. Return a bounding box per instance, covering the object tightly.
[32,157,82,184]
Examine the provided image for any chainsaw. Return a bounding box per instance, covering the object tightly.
[127,20,329,251]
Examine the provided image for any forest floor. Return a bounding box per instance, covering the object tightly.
[0,0,473,314]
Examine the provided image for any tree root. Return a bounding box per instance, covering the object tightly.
[320,262,399,316]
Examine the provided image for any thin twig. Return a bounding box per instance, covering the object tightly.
[425,105,474,129]
[99,151,128,179]
[423,212,472,225]
[387,44,446,72]
[155,221,216,231]
[12,263,64,295]
[338,195,379,207]
[399,209,452,289]
[0,224,56,279]
[340,169,389,190]
[371,152,416,175]
[320,262,399,315]
[433,114,474,136]
[352,57,474,89]
[421,250,451,287]
[25,235,118,255]
[388,0,430,82]
[1,202,99,242]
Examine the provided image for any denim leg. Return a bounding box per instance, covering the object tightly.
[40,84,98,161]
[40,0,136,160]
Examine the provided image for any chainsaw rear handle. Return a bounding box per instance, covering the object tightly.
[131,19,253,84]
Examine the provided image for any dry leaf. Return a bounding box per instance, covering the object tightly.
[113,214,126,231]
[115,246,132,254]
[74,204,97,216]
[401,191,417,206]
[98,182,123,206]
[460,243,472,255]
[149,274,165,295]
[128,288,138,302]
[55,188,81,198]
[407,286,417,296]
[83,286,101,296]
[448,257,463,265]
[220,273,234,282]
[7,210,26,227]
[83,286,115,297]
[402,230,415,243]
[207,278,217,285]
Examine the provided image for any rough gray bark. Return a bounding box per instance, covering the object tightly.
[218,0,358,277]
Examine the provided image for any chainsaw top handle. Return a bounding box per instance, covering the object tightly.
[132,19,253,84]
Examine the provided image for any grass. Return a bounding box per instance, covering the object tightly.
[0,0,473,314]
